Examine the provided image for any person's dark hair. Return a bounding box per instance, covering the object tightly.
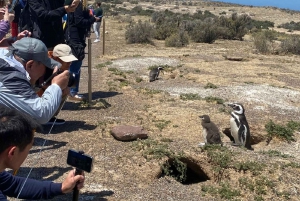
[96,2,101,7]
[0,105,41,153]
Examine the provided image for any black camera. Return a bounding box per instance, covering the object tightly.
[40,68,77,88]
[67,149,93,173]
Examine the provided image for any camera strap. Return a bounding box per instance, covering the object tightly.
[16,99,67,199]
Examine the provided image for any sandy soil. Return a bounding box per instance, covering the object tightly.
[9,1,300,201]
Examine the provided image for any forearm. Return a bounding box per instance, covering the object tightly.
[0,20,10,40]
[0,171,63,199]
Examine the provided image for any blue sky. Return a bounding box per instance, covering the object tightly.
[213,0,300,11]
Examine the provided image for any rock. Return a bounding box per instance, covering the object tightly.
[111,125,148,141]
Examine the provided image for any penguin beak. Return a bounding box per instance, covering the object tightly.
[199,115,204,119]
[228,103,234,108]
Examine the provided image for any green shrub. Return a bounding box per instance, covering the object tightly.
[204,82,218,89]
[265,120,296,143]
[190,18,219,44]
[125,20,154,44]
[253,31,271,54]
[280,35,300,55]
[278,21,300,31]
[165,30,189,47]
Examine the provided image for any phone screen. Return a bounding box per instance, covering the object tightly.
[67,149,93,172]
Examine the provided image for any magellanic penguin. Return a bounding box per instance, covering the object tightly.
[149,67,164,82]
[228,103,253,150]
[199,115,222,146]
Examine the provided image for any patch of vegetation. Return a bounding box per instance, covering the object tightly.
[180,93,202,101]
[218,182,241,199]
[201,145,233,181]
[131,138,187,182]
[108,68,126,78]
[140,88,162,95]
[160,138,173,142]
[135,77,143,83]
[280,35,300,55]
[96,61,113,69]
[125,20,154,44]
[161,155,187,182]
[204,96,225,104]
[202,183,241,200]
[234,161,265,176]
[165,30,189,47]
[204,82,218,89]
[281,162,300,169]
[119,80,130,87]
[251,19,274,29]
[152,119,171,131]
[239,176,276,197]
[265,120,298,143]
[278,21,300,31]
[260,150,293,158]
[78,98,111,109]
[252,30,275,54]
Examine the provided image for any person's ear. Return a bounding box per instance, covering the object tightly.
[7,146,17,160]
[24,60,34,72]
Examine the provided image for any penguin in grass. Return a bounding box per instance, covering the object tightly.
[149,66,164,82]
[228,103,253,150]
[198,115,222,147]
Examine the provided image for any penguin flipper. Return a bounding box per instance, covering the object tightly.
[238,124,252,149]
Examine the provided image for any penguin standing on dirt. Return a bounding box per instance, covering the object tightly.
[198,115,222,146]
[149,67,164,82]
[228,103,253,150]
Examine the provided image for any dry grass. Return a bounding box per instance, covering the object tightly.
[9,1,300,201]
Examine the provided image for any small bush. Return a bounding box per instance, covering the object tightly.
[253,31,272,54]
[190,18,219,44]
[265,120,296,143]
[278,21,300,31]
[280,35,300,55]
[165,30,189,47]
[204,82,218,89]
[125,20,154,44]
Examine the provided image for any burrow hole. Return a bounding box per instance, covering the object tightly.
[158,157,210,185]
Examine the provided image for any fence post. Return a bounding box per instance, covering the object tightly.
[102,18,105,55]
[88,38,92,103]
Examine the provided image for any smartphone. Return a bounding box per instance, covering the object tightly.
[67,149,93,173]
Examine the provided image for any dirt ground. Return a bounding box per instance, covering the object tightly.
[9,1,300,201]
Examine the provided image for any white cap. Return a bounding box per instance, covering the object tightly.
[53,44,78,62]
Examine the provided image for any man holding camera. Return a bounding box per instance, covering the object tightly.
[0,37,70,125]
[0,105,85,200]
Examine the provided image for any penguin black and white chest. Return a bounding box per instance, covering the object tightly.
[149,67,163,82]
[228,103,252,150]
[199,115,222,146]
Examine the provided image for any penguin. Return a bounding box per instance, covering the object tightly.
[228,103,253,150]
[149,67,164,82]
[198,115,222,146]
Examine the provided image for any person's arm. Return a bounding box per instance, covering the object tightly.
[0,171,63,199]
[0,20,10,40]
[0,72,62,124]
[73,2,95,28]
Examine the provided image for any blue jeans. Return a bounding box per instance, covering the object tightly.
[69,60,83,94]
